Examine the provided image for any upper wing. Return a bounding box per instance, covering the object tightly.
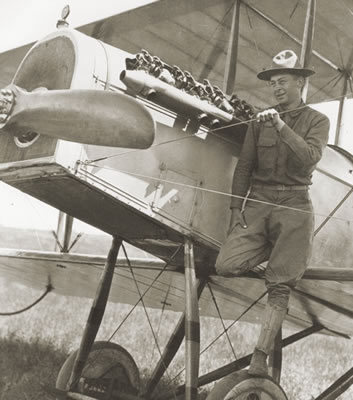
[1,247,353,337]
[77,0,352,106]
[1,0,352,106]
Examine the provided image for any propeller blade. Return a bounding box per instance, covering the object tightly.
[0,86,155,149]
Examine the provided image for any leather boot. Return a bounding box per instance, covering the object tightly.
[248,302,287,376]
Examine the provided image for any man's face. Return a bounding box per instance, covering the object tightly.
[268,73,303,106]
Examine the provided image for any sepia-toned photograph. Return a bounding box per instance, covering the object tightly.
[0,1,353,399]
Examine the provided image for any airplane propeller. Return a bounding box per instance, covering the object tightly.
[0,85,155,148]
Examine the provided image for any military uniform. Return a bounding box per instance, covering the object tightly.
[216,103,330,308]
[215,48,331,376]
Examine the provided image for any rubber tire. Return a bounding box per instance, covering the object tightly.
[56,341,140,397]
[206,370,287,400]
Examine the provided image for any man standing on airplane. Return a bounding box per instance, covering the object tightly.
[215,50,330,376]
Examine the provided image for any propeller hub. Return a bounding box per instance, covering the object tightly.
[0,87,15,126]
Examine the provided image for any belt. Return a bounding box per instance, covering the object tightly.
[252,184,308,191]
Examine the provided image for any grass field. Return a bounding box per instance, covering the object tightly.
[0,228,352,399]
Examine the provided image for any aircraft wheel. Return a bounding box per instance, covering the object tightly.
[56,341,140,399]
[206,370,287,400]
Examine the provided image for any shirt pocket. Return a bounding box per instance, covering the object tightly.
[256,135,277,172]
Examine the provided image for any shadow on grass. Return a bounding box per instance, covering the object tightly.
[0,333,68,399]
[0,333,209,400]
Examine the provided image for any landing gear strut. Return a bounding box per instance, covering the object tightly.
[55,236,141,399]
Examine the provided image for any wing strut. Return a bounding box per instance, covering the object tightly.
[144,279,206,398]
[184,239,200,400]
[334,48,353,146]
[243,1,339,71]
[67,235,122,392]
[334,74,349,146]
[223,0,241,95]
[54,211,74,253]
[300,0,316,101]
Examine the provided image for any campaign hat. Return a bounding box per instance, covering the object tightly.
[257,50,315,81]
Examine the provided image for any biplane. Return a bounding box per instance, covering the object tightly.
[0,0,353,399]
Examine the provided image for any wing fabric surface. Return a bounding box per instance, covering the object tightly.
[1,248,353,336]
[0,0,352,107]
[77,0,353,106]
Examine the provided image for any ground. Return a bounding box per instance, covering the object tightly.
[0,228,352,399]
[0,278,352,400]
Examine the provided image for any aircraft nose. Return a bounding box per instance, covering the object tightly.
[0,85,156,149]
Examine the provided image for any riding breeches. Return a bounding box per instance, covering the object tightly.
[215,188,314,308]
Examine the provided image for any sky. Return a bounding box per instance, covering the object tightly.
[0,0,156,53]
[0,0,352,234]
[0,0,155,234]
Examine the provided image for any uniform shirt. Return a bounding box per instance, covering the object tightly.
[230,103,330,209]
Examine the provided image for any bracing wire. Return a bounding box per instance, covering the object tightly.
[83,88,353,166]
[121,243,165,357]
[245,5,260,60]
[106,259,173,343]
[122,243,179,400]
[271,0,301,55]
[336,35,345,70]
[191,1,235,75]
[169,290,267,384]
[307,73,344,102]
[74,244,182,397]
[207,282,238,361]
[150,281,173,363]
[78,164,353,227]
[210,90,353,132]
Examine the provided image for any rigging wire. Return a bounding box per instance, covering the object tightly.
[122,243,179,400]
[210,90,353,132]
[77,25,353,234]
[314,188,353,236]
[150,281,173,364]
[169,290,267,384]
[207,282,238,361]
[270,0,301,55]
[108,245,182,345]
[84,88,353,166]
[336,35,345,70]
[191,2,235,75]
[307,73,343,102]
[105,260,173,343]
[156,282,173,337]
[245,4,260,60]
[78,165,353,227]
[87,133,197,164]
[72,244,183,398]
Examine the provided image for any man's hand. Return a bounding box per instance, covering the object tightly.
[228,208,247,235]
[256,108,285,131]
